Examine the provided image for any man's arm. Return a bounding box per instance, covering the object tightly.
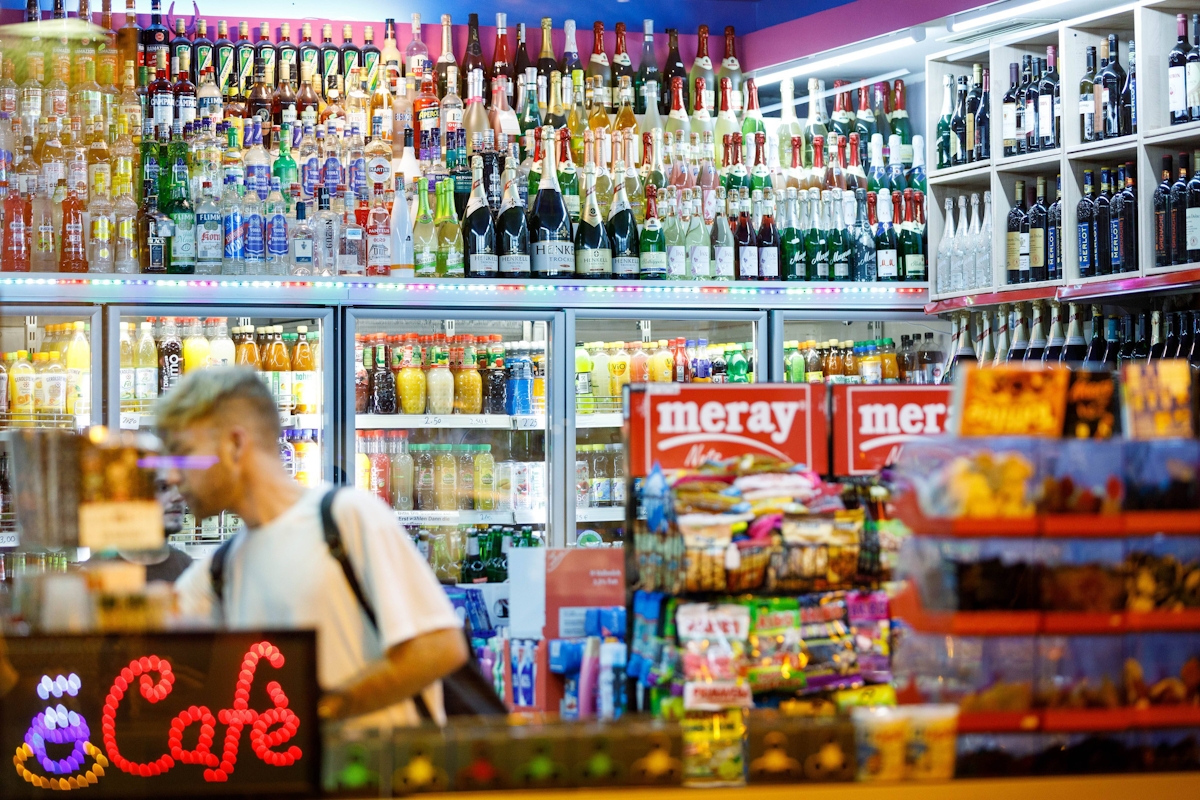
[317,627,468,720]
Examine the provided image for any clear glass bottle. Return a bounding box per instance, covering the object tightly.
[289,199,315,274]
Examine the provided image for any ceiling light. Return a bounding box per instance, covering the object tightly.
[753,35,918,87]
[949,0,1073,32]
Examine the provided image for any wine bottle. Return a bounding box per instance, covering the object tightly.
[462,154,497,277]
[710,186,735,280]
[1024,301,1047,361]
[1189,15,1200,122]
[1028,176,1048,282]
[561,19,583,76]
[936,74,953,169]
[1119,164,1137,272]
[949,76,967,166]
[1171,14,1191,125]
[639,184,667,279]
[1095,168,1113,274]
[1038,46,1059,150]
[874,188,899,282]
[1171,153,1189,265]
[659,28,687,116]
[1080,47,1096,142]
[529,126,574,277]
[574,160,611,278]
[632,20,658,116]
[758,188,781,281]
[607,153,639,279]
[975,68,991,161]
[586,21,612,113]
[826,189,851,281]
[1006,179,1026,284]
[900,188,925,281]
[1060,303,1089,364]
[1155,155,1174,267]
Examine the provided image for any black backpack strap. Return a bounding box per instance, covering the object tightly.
[319,488,434,721]
[208,535,237,620]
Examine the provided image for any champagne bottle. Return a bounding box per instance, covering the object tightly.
[574,160,611,278]
[529,125,574,276]
[462,154,497,277]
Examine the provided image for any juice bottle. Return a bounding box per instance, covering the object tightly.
[880,338,900,383]
[292,325,318,414]
[630,339,649,383]
[368,430,391,504]
[860,343,883,384]
[389,431,414,511]
[135,321,159,412]
[65,321,91,417]
[209,318,236,366]
[263,325,293,412]
[692,338,711,382]
[118,322,135,410]
[236,325,262,368]
[354,432,371,490]
[474,444,495,511]
[182,318,211,373]
[608,341,630,397]
[589,341,611,411]
[158,317,184,395]
[397,334,426,415]
[484,335,507,414]
[574,342,594,415]
[673,338,691,382]
[9,350,35,426]
[457,445,476,510]
[412,443,436,510]
[454,338,483,414]
[650,339,673,382]
[531,340,546,409]
[433,443,458,511]
[370,340,397,414]
[843,341,859,383]
[426,345,455,415]
[31,353,47,417]
[41,352,68,420]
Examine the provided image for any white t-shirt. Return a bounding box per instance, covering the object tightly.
[175,485,462,727]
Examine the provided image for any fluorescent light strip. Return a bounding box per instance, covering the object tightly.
[754,35,918,88]
[949,0,1073,32]
[0,277,926,294]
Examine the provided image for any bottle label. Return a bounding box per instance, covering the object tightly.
[639,250,667,277]
[737,245,758,278]
[348,157,368,196]
[688,245,710,278]
[266,213,289,256]
[322,156,343,188]
[1077,222,1091,272]
[177,94,197,125]
[813,248,829,279]
[564,193,580,219]
[223,209,245,259]
[759,246,779,278]
[151,92,173,127]
[1170,66,1187,114]
[367,156,391,188]
[367,233,392,269]
[1079,94,1094,139]
[171,217,196,263]
[877,248,898,278]
[713,245,734,277]
[904,253,925,280]
[1047,223,1058,275]
[119,367,135,401]
[1189,63,1200,111]
[1038,95,1053,139]
[12,373,34,412]
[612,254,640,278]
[148,235,166,270]
[414,249,438,277]
[499,253,531,275]
[1019,231,1030,272]
[469,253,498,274]
[245,164,270,199]
[292,237,314,263]
[667,245,686,276]
[532,241,576,276]
[442,249,464,277]
[1030,227,1045,268]
[1187,208,1200,251]
[244,212,266,259]
[832,248,850,279]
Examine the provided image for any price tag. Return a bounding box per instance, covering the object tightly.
[513,415,543,430]
[474,511,512,524]
[420,415,446,427]
[74,415,91,430]
[119,413,140,431]
[0,532,18,548]
[395,510,457,525]
[279,412,294,427]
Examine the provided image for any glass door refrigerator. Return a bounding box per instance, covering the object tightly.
[343,308,566,586]
[768,311,950,383]
[105,305,336,558]
[0,305,105,550]
[565,310,767,546]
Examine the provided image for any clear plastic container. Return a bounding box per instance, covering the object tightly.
[425,346,455,415]
[453,340,483,414]
[575,445,591,508]
[473,444,495,511]
[589,445,611,507]
[609,443,625,508]
[412,443,435,510]
[389,431,414,511]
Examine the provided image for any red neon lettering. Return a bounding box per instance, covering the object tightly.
[101,641,301,783]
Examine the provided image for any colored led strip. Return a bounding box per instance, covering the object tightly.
[14,674,108,791]
[0,276,926,295]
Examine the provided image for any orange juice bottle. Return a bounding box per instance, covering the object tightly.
[263,326,293,412]
[630,339,649,383]
[235,326,261,369]
[292,325,318,415]
[608,342,631,397]
[453,337,483,414]
[65,321,91,417]
[9,350,35,426]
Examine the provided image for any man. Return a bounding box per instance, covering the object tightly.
[166,367,467,725]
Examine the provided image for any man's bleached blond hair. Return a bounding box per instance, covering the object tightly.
[155,366,281,443]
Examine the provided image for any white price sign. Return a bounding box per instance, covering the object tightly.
[513,415,543,430]
[0,532,19,548]
[119,413,140,431]
[420,415,447,427]
[395,511,457,525]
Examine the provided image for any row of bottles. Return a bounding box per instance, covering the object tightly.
[0,321,92,425]
[936,191,993,293]
[1004,175,1066,285]
[1153,151,1200,269]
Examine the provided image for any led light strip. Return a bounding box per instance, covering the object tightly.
[0,277,927,296]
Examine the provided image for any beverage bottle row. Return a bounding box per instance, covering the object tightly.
[1076,164,1138,278]
[936,191,992,293]
[574,443,625,510]
[0,321,91,425]
[999,48,1065,157]
[116,316,321,414]
[1078,34,1136,142]
[278,428,322,488]
[783,338,902,384]
[938,63,991,168]
[422,524,544,585]
[1004,175,1069,285]
[1152,151,1200,269]
[354,428,546,513]
[354,332,545,417]
[1169,14,1200,126]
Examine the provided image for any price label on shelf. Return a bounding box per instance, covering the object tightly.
[420,415,446,427]
[473,511,513,524]
[119,413,140,431]
[513,415,543,430]
[0,532,18,548]
[395,511,458,525]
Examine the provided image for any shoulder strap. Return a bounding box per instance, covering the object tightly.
[319,488,434,721]
[209,535,236,618]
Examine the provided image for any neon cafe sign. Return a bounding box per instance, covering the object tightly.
[12,640,303,791]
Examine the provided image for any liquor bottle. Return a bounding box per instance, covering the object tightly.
[1123,40,1136,136]
[937,74,953,168]
[1095,168,1113,274]
[803,78,829,171]
[1038,46,1059,150]
[709,186,734,280]
[256,22,277,88]
[1119,165,1137,272]
[1171,152,1189,265]
[1099,34,1125,138]
[949,75,967,166]
[492,14,514,106]
[1155,155,1174,268]
[535,17,557,84]
[1130,312,1151,360]
[1043,301,1065,362]
[339,23,360,83]
[115,0,141,84]
[608,151,639,279]
[900,188,925,281]
[874,188,899,282]
[530,126,573,277]
[1006,179,1026,284]
[559,19,583,76]
[319,24,340,98]
[1050,175,1063,281]
[660,28,688,117]
[1007,304,1029,362]
[1080,46,1097,142]
[892,79,914,167]
[411,176,437,277]
[975,69,991,161]
[757,188,781,281]
[587,22,612,113]
[404,13,428,80]
[966,69,983,164]
[141,0,170,75]
[357,25,380,94]
[633,20,658,116]
[1023,57,1040,153]
[854,87,877,169]
[169,19,191,78]
[234,21,256,99]
[1023,302,1046,361]
[514,24,533,96]
[165,141,195,273]
[1149,311,1165,360]
[575,160,611,278]
[432,15,457,100]
[461,154,496,277]
[826,189,852,282]
[612,22,634,107]
[1059,303,1088,364]
[297,23,320,89]
[1028,176,1048,282]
